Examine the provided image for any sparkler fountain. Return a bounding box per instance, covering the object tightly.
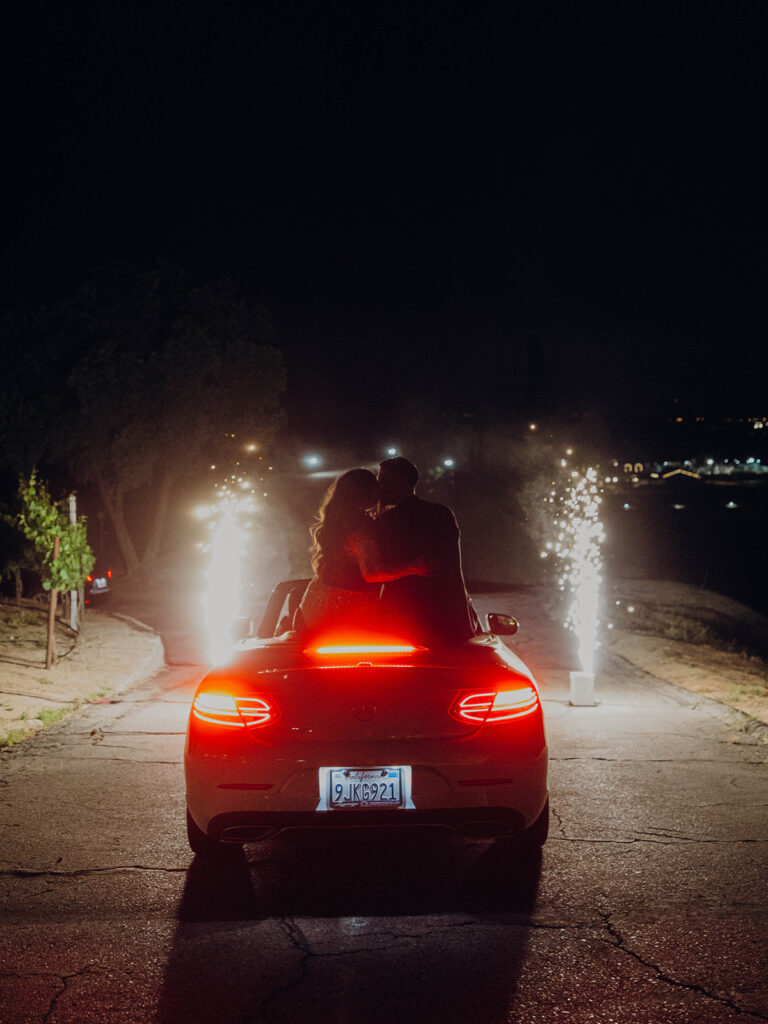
[198,478,257,665]
[546,462,605,706]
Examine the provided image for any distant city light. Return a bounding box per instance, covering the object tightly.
[246,443,257,452]
[443,458,455,468]
[304,454,322,468]
[529,423,537,431]
[386,446,398,456]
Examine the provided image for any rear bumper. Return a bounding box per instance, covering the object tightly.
[187,750,548,842]
[206,804,533,842]
[185,715,548,841]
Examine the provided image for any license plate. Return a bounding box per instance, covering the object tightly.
[317,766,415,811]
[93,578,108,590]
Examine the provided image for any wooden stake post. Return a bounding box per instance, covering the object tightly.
[69,494,79,631]
[45,536,60,670]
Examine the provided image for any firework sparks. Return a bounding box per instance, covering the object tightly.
[545,463,605,675]
[199,485,257,664]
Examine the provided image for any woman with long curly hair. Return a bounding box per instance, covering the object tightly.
[298,468,380,631]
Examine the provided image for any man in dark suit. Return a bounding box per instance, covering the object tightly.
[367,457,474,644]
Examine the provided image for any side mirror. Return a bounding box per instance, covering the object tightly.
[486,612,519,636]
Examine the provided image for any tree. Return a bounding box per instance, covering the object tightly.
[65,275,285,576]
[16,472,95,594]
[13,472,95,665]
[0,263,286,578]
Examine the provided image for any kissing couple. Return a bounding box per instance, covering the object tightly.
[298,456,474,644]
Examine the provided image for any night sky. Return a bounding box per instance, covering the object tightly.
[3,1,766,438]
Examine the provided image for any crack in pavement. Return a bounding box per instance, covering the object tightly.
[24,886,58,900]
[254,918,502,1017]
[42,964,109,1024]
[0,964,110,1024]
[552,835,768,846]
[253,916,592,1018]
[550,756,768,765]
[597,909,768,1021]
[20,753,183,765]
[347,919,590,942]
[550,805,567,839]
[701,802,768,808]
[0,864,188,879]
[117,697,192,704]
[47,756,183,764]
[97,730,187,736]
[251,917,313,1019]
[566,820,765,841]
[551,820,767,845]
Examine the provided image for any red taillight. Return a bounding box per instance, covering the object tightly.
[86,575,93,583]
[450,684,539,724]
[192,691,278,728]
[307,632,423,657]
[313,643,417,655]
[107,569,113,579]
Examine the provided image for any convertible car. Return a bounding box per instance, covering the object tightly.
[185,579,549,856]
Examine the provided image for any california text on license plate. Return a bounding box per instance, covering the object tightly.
[325,767,406,809]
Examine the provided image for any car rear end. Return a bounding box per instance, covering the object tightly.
[185,636,548,846]
[84,567,113,605]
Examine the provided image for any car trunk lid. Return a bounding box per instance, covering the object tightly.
[247,665,496,742]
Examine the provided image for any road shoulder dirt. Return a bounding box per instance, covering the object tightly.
[0,602,164,747]
[603,580,768,731]
[606,630,768,727]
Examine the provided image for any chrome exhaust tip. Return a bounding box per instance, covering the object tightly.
[220,825,278,843]
[458,821,515,839]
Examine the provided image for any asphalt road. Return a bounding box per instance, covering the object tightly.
[1,586,767,1023]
